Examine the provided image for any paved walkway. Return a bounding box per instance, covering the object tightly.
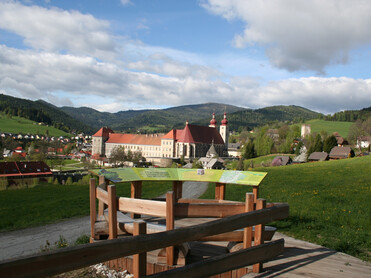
[0,181,208,261]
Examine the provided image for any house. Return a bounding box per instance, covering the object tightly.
[333,132,348,146]
[272,156,292,166]
[308,152,329,162]
[228,142,241,158]
[329,146,354,159]
[0,161,52,178]
[357,136,371,149]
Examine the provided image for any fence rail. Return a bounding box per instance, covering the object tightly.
[0,203,289,278]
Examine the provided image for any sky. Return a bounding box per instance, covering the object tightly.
[0,0,371,115]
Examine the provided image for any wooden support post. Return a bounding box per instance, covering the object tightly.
[166,191,175,266]
[98,176,108,216]
[253,198,266,273]
[131,181,142,219]
[252,186,259,203]
[108,185,117,240]
[215,183,226,200]
[243,193,254,249]
[133,221,147,278]
[89,178,96,243]
[172,181,183,200]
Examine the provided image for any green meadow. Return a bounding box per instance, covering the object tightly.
[301,119,353,138]
[0,180,172,231]
[0,114,71,137]
[202,155,371,261]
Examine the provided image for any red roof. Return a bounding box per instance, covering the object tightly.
[92,127,114,137]
[163,129,183,140]
[0,161,52,177]
[178,124,224,144]
[106,133,163,145]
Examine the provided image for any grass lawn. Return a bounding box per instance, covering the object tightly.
[0,180,172,232]
[0,114,71,137]
[201,156,371,261]
[302,119,353,138]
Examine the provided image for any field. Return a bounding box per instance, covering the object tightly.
[0,114,71,137]
[301,119,353,138]
[0,180,172,231]
[202,155,371,261]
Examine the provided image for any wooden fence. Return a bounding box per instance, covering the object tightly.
[0,178,289,278]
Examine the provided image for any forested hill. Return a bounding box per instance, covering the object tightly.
[195,105,321,131]
[0,94,94,134]
[60,103,244,132]
[324,107,371,122]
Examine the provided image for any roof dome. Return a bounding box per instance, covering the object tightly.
[210,113,217,125]
[221,113,228,125]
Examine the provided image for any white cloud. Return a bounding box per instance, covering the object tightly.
[1,45,370,114]
[201,0,371,73]
[0,1,115,58]
[120,0,132,6]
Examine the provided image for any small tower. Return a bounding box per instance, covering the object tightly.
[219,113,229,152]
[301,124,311,138]
[209,112,217,128]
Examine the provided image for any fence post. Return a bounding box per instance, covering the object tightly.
[166,191,175,266]
[108,185,117,240]
[133,221,147,278]
[131,181,142,218]
[89,178,96,243]
[253,198,266,273]
[172,181,183,200]
[98,175,108,216]
[243,193,254,249]
[215,182,226,200]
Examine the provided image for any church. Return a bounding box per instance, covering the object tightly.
[91,113,229,161]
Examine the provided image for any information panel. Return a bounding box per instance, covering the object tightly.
[91,168,267,186]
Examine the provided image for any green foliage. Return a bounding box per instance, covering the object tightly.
[323,135,338,153]
[325,106,371,122]
[201,156,371,261]
[74,234,90,245]
[65,177,73,185]
[255,127,274,156]
[242,139,256,159]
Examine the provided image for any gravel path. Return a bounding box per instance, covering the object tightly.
[0,181,208,261]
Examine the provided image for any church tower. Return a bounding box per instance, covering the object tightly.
[219,113,229,152]
[209,112,217,128]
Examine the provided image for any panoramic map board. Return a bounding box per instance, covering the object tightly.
[91,168,267,186]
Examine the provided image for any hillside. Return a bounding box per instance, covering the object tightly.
[0,94,94,134]
[303,119,353,138]
[61,103,244,132]
[0,114,71,137]
[195,105,321,131]
[201,155,371,261]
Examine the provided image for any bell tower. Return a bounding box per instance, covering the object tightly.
[219,113,229,152]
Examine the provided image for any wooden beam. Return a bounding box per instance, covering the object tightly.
[253,198,266,273]
[166,192,175,266]
[89,179,97,242]
[147,239,284,278]
[133,221,147,278]
[174,203,245,218]
[118,197,167,218]
[243,193,254,249]
[0,204,288,278]
[96,187,108,205]
[108,185,117,240]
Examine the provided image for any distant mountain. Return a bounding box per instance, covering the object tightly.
[0,94,94,134]
[60,103,244,132]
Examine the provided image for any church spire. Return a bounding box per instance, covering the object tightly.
[209,112,217,128]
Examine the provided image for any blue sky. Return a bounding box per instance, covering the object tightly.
[0,0,370,114]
